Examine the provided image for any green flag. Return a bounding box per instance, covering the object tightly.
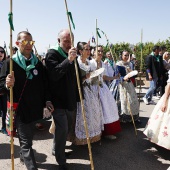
[100,30,105,35]
[67,12,75,29]
[8,12,14,31]
[106,40,109,48]
[97,28,101,38]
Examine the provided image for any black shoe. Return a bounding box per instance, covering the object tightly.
[59,164,68,170]
[65,152,72,158]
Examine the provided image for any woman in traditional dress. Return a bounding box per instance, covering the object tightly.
[75,42,104,145]
[110,50,140,123]
[143,70,170,150]
[90,45,121,140]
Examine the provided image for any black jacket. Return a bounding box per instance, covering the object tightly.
[145,55,165,80]
[0,58,50,123]
[45,49,83,111]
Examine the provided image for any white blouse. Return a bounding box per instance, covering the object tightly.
[77,56,91,84]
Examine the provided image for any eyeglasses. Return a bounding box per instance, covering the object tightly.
[0,51,5,53]
[124,55,129,57]
[18,40,35,46]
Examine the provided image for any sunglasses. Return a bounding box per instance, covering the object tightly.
[18,40,35,46]
[0,51,5,53]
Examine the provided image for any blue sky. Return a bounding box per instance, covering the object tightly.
[1,0,170,54]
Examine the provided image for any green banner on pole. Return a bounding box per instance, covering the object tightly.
[97,28,101,38]
[67,12,75,29]
[8,12,14,31]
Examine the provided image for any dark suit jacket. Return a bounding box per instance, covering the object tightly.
[145,55,165,80]
[45,49,83,111]
[0,58,50,123]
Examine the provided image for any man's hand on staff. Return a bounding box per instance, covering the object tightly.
[6,71,15,88]
[68,47,77,62]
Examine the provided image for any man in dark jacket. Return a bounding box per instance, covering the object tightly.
[143,46,165,105]
[0,31,54,170]
[45,29,82,170]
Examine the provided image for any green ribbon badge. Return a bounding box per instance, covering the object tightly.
[8,12,14,31]
[67,12,75,29]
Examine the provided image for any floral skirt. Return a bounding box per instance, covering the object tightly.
[75,85,104,145]
[110,80,139,123]
[143,95,170,150]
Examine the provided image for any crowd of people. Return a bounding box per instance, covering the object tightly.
[0,29,170,170]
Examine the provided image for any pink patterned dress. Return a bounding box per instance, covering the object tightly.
[143,94,170,150]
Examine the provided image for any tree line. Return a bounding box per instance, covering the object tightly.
[102,37,170,72]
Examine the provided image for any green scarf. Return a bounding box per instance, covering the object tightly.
[150,52,160,62]
[106,58,114,68]
[50,43,68,58]
[12,50,38,79]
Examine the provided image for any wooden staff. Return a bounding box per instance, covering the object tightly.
[32,43,38,57]
[138,29,143,105]
[95,19,102,146]
[96,19,98,57]
[120,51,137,135]
[9,0,14,169]
[64,0,94,170]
